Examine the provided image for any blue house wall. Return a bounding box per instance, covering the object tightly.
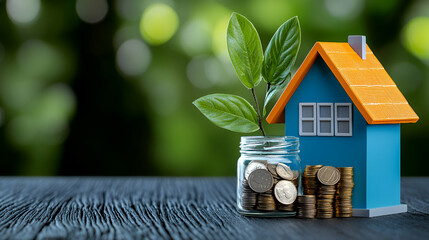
[284,57,368,208]
[366,124,401,208]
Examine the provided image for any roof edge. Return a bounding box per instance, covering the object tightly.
[369,117,419,124]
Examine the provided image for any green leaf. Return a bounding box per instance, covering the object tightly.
[193,94,259,133]
[227,12,263,89]
[263,73,291,117]
[262,16,301,85]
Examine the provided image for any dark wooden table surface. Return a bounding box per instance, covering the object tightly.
[0,177,428,240]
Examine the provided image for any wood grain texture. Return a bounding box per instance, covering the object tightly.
[0,177,427,240]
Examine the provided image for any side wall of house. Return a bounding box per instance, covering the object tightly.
[366,124,401,208]
[285,56,368,209]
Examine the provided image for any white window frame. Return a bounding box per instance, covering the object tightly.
[317,103,334,136]
[299,103,316,136]
[335,103,353,137]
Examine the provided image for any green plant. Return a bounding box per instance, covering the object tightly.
[193,13,301,136]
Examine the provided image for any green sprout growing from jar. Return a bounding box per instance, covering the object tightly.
[193,13,301,136]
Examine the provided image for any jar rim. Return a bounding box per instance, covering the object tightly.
[240,136,299,154]
[240,136,298,141]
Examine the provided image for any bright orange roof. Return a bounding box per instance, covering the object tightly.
[266,42,419,125]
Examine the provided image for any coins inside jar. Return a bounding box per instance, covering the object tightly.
[248,169,273,193]
[240,161,299,213]
[276,163,296,180]
[257,189,276,211]
[244,161,267,180]
[267,164,279,178]
[241,180,257,210]
[274,180,297,205]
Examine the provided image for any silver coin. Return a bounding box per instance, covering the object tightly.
[248,169,273,193]
[267,163,278,177]
[274,180,297,204]
[292,170,299,180]
[244,161,267,180]
[276,163,295,180]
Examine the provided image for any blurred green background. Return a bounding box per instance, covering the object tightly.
[0,0,427,176]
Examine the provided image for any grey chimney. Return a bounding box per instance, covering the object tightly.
[348,35,366,60]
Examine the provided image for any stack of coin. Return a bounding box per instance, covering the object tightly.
[241,180,257,210]
[277,203,295,211]
[335,167,354,217]
[316,185,336,218]
[316,166,340,218]
[296,195,316,218]
[257,189,276,211]
[303,165,323,194]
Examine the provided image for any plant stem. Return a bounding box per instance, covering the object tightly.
[264,83,271,106]
[251,88,266,136]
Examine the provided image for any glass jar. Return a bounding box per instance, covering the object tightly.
[237,136,301,217]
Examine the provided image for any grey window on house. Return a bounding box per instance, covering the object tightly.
[335,103,353,136]
[299,103,316,136]
[317,103,333,136]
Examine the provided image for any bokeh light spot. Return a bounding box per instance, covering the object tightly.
[187,56,215,89]
[324,0,364,19]
[179,20,212,56]
[8,84,75,146]
[116,39,151,77]
[17,40,65,80]
[140,3,179,45]
[403,17,429,60]
[187,55,233,89]
[2,77,39,111]
[212,16,230,59]
[6,0,41,25]
[76,0,108,24]
[204,57,225,85]
[248,0,291,32]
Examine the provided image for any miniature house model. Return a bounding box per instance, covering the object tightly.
[267,36,419,217]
